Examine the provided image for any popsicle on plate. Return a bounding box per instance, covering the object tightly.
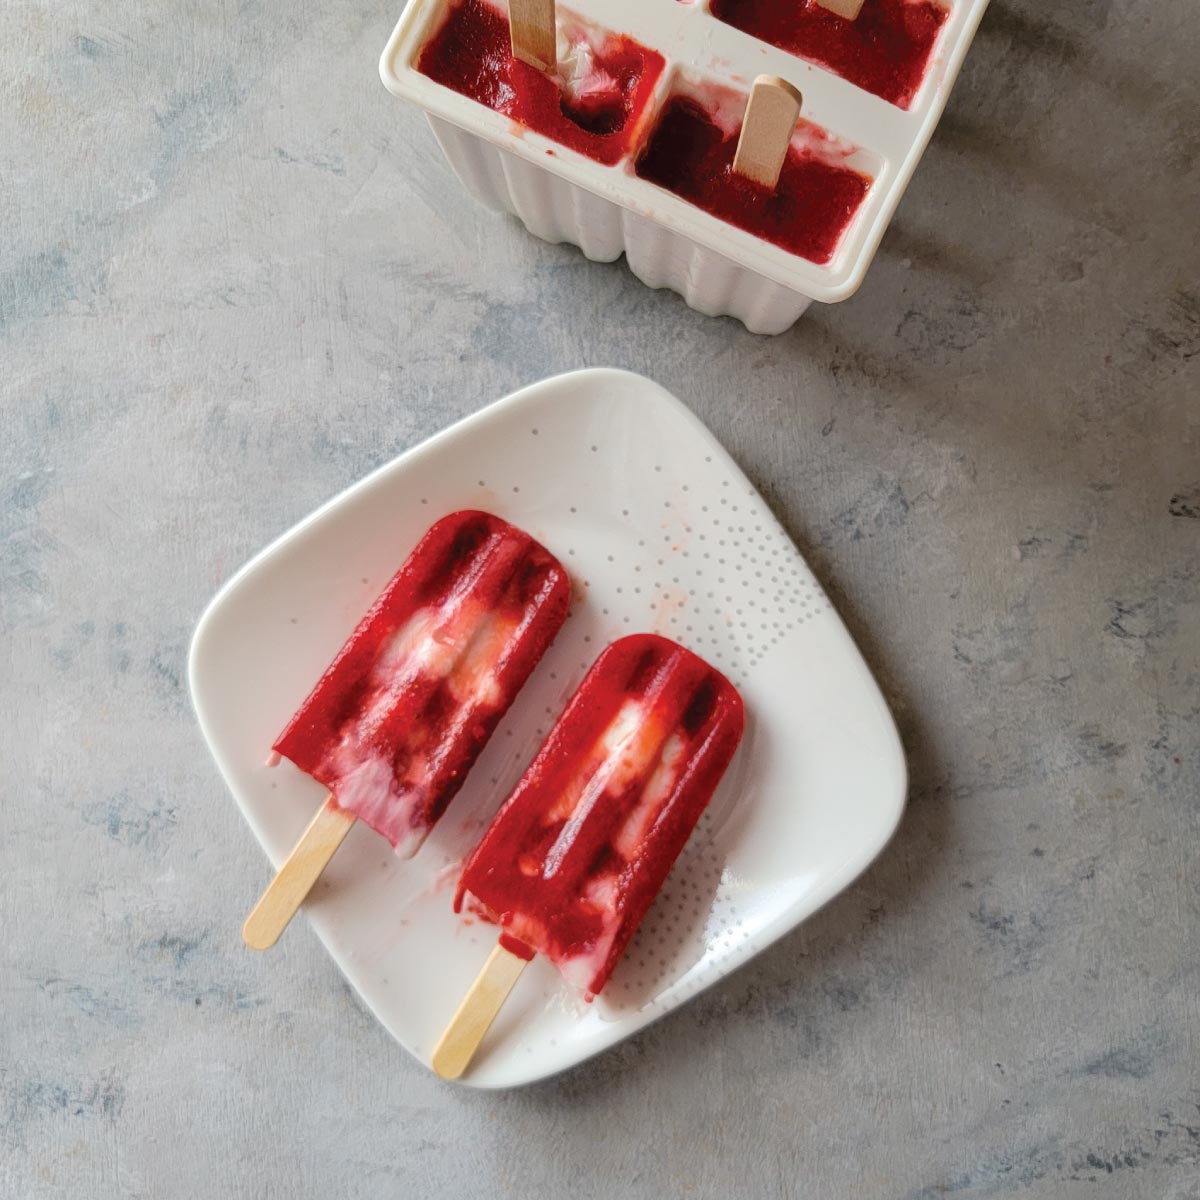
[417,0,666,165]
[710,0,949,110]
[433,635,744,1078]
[243,510,570,949]
[636,89,871,265]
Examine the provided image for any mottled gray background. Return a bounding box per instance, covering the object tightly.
[2,0,1197,1195]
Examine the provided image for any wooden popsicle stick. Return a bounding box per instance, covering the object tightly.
[732,75,804,190]
[509,0,557,71]
[431,942,531,1079]
[242,796,356,950]
[815,0,867,18]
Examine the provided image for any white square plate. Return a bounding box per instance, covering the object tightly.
[189,368,906,1087]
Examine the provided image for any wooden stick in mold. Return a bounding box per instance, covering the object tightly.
[732,75,804,190]
[510,0,557,71]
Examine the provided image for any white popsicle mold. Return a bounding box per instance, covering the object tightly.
[380,0,990,334]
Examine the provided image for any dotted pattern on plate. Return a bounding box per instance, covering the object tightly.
[417,425,832,1016]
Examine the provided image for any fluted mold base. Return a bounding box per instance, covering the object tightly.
[427,116,813,336]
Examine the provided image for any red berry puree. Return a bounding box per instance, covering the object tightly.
[635,97,871,265]
[273,510,569,858]
[456,634,745,999]
[711,0,949,109]
[417,0,666,165]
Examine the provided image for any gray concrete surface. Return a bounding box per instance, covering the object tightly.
[2,0,1198,1195]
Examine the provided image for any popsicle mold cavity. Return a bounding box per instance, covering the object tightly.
[636,91,871,265]
[710,0,949,109]
[417,0,666,165]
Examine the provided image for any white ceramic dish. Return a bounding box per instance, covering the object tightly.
[379,0,989,333]
[190,369,906,1087]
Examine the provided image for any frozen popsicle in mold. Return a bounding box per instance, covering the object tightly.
[416,0,666,165]
[636,80,872,265]
[711,0,949,109]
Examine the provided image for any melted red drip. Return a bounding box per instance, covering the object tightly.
[417,0,665,165]
[456,635,745,997]
[273,511,570,847]
[711,0,948,109]
[635,98,870,265]
[499,933,536,961]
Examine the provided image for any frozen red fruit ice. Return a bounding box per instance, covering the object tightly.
[273,511,570,858]
[417,0,666,165]
[711,0,948,110]
[456,634,745,997]
[636,96,871,264]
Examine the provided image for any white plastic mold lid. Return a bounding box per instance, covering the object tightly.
[380,0,989,303]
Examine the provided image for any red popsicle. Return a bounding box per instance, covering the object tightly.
[433,635,744,1078]
[243,510,570,950]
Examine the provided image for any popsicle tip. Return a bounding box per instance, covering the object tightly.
[430,1047,467,1081]
[241,909,281,951]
